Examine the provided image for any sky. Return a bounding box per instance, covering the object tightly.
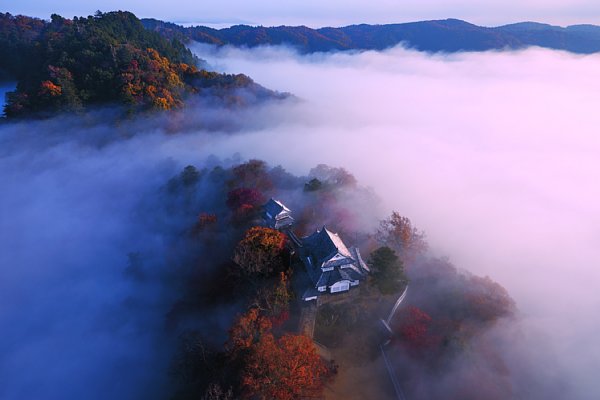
[4,0,600,27]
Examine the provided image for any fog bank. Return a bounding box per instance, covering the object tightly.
[191,44,600,398]
[1,44,599,399]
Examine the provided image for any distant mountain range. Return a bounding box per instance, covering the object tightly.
[142,18,600,54]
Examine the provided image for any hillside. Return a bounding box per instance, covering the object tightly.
[159,160,516,399]
[142,17,600,54]
[0,11,281,118]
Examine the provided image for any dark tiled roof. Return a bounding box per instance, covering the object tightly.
[339,266,364,281]
[301,227,369,290]
[350,247,370,273]
[263,198,294,229]
[263,198,290,217]
[316,270,333,288]
[302,227,353,267]
[314,267,364,288]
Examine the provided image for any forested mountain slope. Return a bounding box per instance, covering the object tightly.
[142,17,600,54]
[0,11,280,118]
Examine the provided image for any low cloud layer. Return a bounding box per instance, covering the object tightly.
[1,44,599,399]
[192,44,600,398]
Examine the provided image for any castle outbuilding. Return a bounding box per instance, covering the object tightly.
[262,198,295,230]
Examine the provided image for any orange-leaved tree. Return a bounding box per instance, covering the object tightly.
[233,227,287,278]
[252,272,292,325]
[241,333,328,400]
[227,307,272,358]
[376,212,428,261]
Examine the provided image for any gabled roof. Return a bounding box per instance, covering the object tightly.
[350,246,370,273]
[302,227,353,267]
[263,198,291,217]
[299,226,369,293]
[314,265,364,288]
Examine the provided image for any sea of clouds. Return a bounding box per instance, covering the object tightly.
[190,44,600,399]
[1,44,599,399]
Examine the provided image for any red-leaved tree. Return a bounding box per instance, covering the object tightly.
[230,160,273,191]
[396,306,433,350]
[226,188,264,210]
[226,188,264,223]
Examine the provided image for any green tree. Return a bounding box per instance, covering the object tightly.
[304,178,322,192]
[368,246,407,294]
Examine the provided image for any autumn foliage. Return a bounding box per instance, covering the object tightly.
[227,308,272,356]
[393,256,516,365]
[226,188,264,210]
[226,188,264,222]
[119,48,185,110]
[376,212,428,262]
[464,275,516,323]
[227,307,329,400]
[241,333,328,400]
[1,11,272,117]
[229,160,274,192]
[159,160,521,400]
[39,80,62,97]
[252,272,292,325]
[396,306,434,350]
[233,227,287,278]
[409,257,515,325]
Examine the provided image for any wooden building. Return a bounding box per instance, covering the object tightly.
[300,227,369,301]
[262,198,295,230]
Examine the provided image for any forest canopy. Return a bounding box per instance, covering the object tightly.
[0,11,280,118]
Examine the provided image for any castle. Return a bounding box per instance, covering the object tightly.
[262,198,369,301]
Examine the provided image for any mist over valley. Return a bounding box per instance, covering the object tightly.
[1,8,599,400]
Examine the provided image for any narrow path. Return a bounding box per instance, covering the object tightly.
[380,344,407,400]
[379,284,409,400]
[387,286,408,325]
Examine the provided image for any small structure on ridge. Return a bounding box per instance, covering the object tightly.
[262,198,295,230]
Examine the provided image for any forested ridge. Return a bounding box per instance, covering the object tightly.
[142,17,600,54]
[160,160,517,399]
[0,11,279,118]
